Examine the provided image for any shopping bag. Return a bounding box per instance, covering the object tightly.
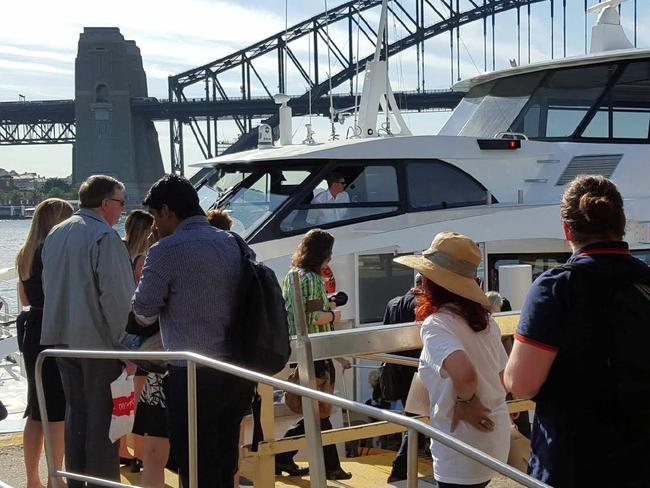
[108,370,135,443]
[404,372,430,416]
[507,423,531,472]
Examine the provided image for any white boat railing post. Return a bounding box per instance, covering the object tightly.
[407,427,419,488]
[291,270,327,487]
[187,360,199,488]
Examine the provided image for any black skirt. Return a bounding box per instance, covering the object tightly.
[22,310,66,422]
[132,403,169,438]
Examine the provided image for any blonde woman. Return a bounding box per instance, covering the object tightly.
[16,198,74,488]
[125,209,171,487]
[124,209,154,282]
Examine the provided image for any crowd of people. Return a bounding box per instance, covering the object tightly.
[10,172,650,488]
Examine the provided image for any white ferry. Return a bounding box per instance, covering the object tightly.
[193,0,650,332]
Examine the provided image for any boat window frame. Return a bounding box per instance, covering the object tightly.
[505,58,650,144]
[249,159,407,243]
[404,159,494,211]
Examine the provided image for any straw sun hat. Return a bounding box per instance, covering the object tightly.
[394,232,489,308]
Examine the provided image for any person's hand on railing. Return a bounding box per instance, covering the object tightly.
[451,394,494,433]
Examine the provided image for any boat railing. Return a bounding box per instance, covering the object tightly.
[35,347,547,488]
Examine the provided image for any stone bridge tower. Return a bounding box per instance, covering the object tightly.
[73,27,164,207]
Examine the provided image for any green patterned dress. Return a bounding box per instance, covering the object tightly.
[282,267,332,336]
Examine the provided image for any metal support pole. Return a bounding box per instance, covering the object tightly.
[517,6,521,66]
[550,0,554,59]
[449,1,454,84]
[291,271,327,487]
[584,0,588,54]
[456,0,460,81]
[483,0,487,71]
[187,361,198,488]
[563,0,567,58]
[205,76,212,158]
[406,427,419,488]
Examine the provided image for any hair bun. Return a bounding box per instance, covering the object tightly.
[579,193,614,222]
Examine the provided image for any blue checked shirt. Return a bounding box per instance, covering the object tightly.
[133,216,243,365]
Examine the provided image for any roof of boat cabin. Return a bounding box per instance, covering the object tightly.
[452,47,650,92]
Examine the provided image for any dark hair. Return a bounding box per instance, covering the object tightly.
[500,297,512,312]
[561,175,625,243]
[142,174,204,220]
[206,208,233,230]
[78,175,124,208]
[416,277,489,332]
[291,229,335,274]
[326,172,345,186]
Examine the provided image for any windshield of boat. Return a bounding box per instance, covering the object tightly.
[440,60,650,141]
[198,166,315,238]
[440,71,545,137]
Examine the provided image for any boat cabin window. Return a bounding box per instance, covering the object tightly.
[443,58,650,142]
[406,160,489,209]
[359,253,415,324]
[215,168,314,238]
[280,164,400,232]
[197,169,252,210]
[487,252,571,292]
[582,62,650,140]
[440,72,544,137]
[510,64,615,138]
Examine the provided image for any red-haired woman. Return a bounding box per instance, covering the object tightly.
[395,232,509,488]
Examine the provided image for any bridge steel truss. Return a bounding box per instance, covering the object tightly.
[0,122,75,145]
[0,100,75,145]
[167,0,549,174]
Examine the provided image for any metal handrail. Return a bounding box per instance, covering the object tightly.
[35,349,550,488]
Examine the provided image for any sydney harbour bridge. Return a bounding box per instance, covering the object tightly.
[0,0,642,201]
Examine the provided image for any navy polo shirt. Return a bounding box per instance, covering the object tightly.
[515,241,650,486]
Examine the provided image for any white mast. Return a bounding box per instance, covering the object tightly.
[356,0,411,138]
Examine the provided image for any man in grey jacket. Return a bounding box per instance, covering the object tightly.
[42,175,134,487]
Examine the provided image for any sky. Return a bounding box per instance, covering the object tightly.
[1,0,648,179]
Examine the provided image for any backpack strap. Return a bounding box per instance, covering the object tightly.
[250,387,263,452]
[226,231,256,262]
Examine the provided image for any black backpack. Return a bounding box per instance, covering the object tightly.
[229,233,291,376]
[553,261,650,486]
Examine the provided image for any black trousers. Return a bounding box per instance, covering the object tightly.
[275,417,343,471]
[57,357,123,488]
[165,366,254,488]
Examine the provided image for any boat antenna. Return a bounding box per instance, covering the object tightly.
[352,1,362,137]
[324,0,338,140]
[304,0,315,145]
[382,4,391,135]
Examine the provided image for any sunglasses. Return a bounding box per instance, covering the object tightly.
[108,198,126,208]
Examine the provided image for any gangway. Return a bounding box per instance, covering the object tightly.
[32,316,540,488]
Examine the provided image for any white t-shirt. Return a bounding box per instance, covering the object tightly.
[419,307,510,484]
[306,189,350,224]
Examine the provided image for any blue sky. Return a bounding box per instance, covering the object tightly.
[1,0,648,178]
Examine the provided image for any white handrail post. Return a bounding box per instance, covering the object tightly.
[187,360,199,488]
[291,270,327,487]
[406,427,418,488]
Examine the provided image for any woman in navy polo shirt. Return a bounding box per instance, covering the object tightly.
[504,175,650,487]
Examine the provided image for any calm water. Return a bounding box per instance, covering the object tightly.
[0,219,30,311]
[0,217,126,312]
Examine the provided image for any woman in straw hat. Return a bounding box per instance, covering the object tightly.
[395,232,510,488]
